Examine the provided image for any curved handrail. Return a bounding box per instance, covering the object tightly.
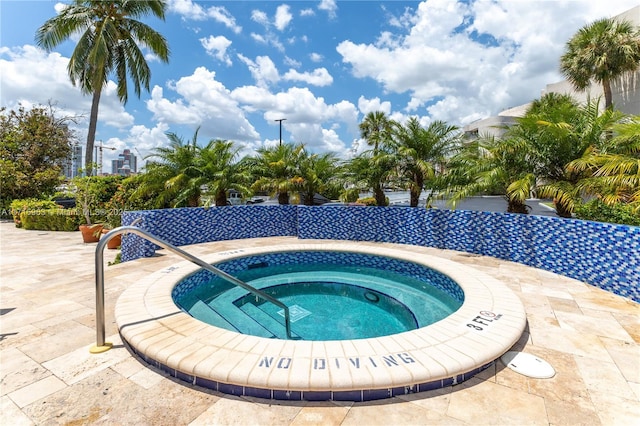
[92,225,293,352]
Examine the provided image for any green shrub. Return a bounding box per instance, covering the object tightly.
[575,199,640,226]
[356,196,380,206]
[19,209,81,231]
[9,198,58,228]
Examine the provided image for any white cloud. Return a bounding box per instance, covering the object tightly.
[146,67,260,143]
[357,96,391,115]
[309,52,323,62]
[207,6,242,34]
[283,68,333,87]
[0,45,133,134]
[167,1,241,33]
[237,55,280,88]
[200,35,232,66]
[167,0,207,19]
[230,85,358,153]
[251,9,269,26]
[300,9,315,17]
[275,5,293,31]
[284,56,301,68]
[318,0,337,19]
[338,0,639,126]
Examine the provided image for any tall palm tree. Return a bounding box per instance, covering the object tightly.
[560,17,640,110]
[358,111,394,205]
[391,117,460,207]
[36,0,170,175]
[138,129,203,208]
[199,139,251,206]
[250,143,303,204]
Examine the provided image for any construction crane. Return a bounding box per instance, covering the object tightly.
[94,142,116,175]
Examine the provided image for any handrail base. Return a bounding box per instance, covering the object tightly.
[89,342,113,354]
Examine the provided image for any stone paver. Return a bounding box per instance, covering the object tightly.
[1,221,639,425]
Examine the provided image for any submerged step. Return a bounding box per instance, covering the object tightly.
[239,303,301,340]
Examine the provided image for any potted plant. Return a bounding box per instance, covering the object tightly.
[73,175,102,243]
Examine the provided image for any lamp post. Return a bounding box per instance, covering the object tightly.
[274,118,286,146]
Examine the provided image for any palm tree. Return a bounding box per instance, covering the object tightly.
[560,17,640,110]
[534,98,624,216]
[391,117,460,207]
[444,136,535,214]
[199,139,251,206]
[570,116,640,208]
[296,150,339,205]
[36,0,170,175]
[138,129,203,208]
[250,143,303,204]
[358,111,395,205]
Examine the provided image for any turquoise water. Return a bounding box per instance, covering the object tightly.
[176,257,462,341]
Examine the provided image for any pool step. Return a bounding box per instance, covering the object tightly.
[239,303,302,340]
[188,300,238,331]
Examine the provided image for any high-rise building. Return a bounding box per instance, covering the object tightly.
[111,148,137,176]
[62,144,83,179]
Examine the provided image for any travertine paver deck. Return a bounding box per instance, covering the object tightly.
[1,221,639,425]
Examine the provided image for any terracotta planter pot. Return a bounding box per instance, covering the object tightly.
[79,224,103,243]
[107,233,122,250]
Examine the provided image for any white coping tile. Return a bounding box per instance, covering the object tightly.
[114,242,526,394]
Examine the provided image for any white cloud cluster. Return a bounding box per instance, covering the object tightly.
[337,0,638,126]
[200,35,232,66]
[3,0,638,166]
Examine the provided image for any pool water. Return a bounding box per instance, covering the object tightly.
[173,252,463,340]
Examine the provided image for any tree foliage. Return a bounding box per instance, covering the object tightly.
[0,105,75,207]
[560,17,640,110]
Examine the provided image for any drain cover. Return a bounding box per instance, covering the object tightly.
[500,351,555,379]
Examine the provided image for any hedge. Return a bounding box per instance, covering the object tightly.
[19,209,82,231]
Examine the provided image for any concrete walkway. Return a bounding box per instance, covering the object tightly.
[1,221,638,425]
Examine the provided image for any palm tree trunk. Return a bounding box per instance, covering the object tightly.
[507,199,529,214]
[215,190,227,207]
[603,79,613,110]
[278,192,290,205]
[410,174,424,207]
[85,89,102,176]
[373,184,386,206]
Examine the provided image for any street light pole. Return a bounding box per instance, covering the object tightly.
[274,118,286,146]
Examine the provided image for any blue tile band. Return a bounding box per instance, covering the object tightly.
[121,206,639,302]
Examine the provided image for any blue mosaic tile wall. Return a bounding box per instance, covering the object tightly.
[298,207,640,302]
[120,205,298,261]
[121,205,639,302]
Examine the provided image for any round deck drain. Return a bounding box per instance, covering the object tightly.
[500,351,555,379]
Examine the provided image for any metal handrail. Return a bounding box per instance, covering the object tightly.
[92,225,293,352]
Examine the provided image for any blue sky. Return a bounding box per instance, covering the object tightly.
[1,0,638,167]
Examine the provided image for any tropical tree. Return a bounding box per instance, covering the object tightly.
[342,151,395,207]
[296,150,339,205]
[137,129,203,208]
[533,97,625,216]
[560,17,640,110]
[199,139,251,206]
[249,143,303,205]
[391,117,460,207]
[0,104,75,206]
[570,116,640,209]
[444,135,536,214]
[358,111,395,205]
[36,0,170,175]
